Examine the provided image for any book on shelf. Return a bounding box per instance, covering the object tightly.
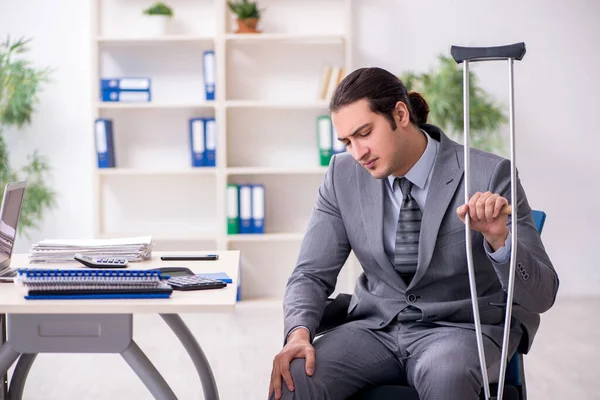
[227,184,265,234]
[318,65,346,101]
[189,117,217,167]
[95,118,116,168]
[100,77,152,103]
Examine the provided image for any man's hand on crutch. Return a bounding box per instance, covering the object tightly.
[456,192,512,251]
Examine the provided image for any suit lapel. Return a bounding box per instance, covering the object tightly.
[408,128,464,289]
[356,164,407,291]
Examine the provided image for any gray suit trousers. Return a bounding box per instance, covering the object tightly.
[274,319,519,400]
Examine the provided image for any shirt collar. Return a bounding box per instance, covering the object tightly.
[387,129,437,190]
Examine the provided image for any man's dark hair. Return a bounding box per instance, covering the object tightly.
[329,67,430,130]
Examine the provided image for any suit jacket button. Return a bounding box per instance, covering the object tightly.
[407,294,417,303]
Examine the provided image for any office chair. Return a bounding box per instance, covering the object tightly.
[316,210,547,400]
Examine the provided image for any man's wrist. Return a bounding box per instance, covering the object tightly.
[484,228,509,252]
[287,326,310,343]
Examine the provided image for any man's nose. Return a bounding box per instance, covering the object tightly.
[352,142,368,161]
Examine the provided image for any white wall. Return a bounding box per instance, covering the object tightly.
[1,0,598,297]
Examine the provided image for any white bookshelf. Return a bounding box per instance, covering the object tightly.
[91,0,357,300]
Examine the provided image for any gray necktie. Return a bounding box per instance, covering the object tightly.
[394,177,421,285]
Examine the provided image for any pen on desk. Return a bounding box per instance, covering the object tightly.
[160,255,219,261]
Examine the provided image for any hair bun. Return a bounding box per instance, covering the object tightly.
[408,91,430,125]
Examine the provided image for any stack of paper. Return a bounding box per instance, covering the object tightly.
[28,236,153,263]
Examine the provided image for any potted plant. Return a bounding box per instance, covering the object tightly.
[0,36,55,236]
[228,0,264,34]
[140,2,174,37]
[400,55,507,154]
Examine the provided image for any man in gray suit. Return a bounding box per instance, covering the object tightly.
[269,67,558,400]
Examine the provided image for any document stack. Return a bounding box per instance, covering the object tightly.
[100,77,151,102]
[15,269,172,300]
[28,236,153,263]
[226,184,265,234]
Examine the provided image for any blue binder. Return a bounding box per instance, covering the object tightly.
[101,89,151,102]
[204,117,217,167]
[238,185,253,234]
[101,77,151,91]
[94,118,116,168]
[203,50,216,101]
[331,122,346,155]
[251,184,265,234]
[189,118,205,167]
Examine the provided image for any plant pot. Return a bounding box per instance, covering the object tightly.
[138,15,170,37]
[236,18,260,34]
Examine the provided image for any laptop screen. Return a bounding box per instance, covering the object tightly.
[0,181,27,268]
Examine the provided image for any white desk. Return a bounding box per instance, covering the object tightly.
[0,251,240,400]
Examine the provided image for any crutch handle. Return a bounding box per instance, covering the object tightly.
[500,204,513,216]
[451,42,526,63]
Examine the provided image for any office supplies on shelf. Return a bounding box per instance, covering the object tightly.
[29,236,153,263]
[101,89,151,102]
[238,185,253,234]
[74,253,128,268]
[167,275,226,291]
[317,115,333,166]
[331,122,346,155]
[94,118,116,168]
[203,50,215,101]
[189,118,205,167]
[101,78,151,91]
[251,184,265,234]
[227,184,239,234]
[318,65,332,100]
[204,117,217,167]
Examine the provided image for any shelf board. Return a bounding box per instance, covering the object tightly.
[225,33,345,44]
[99,232,218,241]
[226,167,328,175]
[227,233,305,242]
[225,100,329,109]
[97,35,214,45]
[97,102,215,110]
[97,168,217,177]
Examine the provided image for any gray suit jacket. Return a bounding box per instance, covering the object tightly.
[283,124,559,353]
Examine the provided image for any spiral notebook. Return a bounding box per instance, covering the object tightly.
[16,269,172,299]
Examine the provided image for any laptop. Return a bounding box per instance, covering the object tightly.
[0,181,27,282]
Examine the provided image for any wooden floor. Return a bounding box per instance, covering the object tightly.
[9,297,599,399]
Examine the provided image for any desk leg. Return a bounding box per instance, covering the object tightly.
[160,314,219,400]
[0,343,19,379]
[121,340,177,400]
[7,354,37,400]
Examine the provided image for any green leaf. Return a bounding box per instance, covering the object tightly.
[143,2,174,17]
[228,0,263,19]
[399,54,507,154]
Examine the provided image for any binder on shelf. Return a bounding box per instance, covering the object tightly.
[94,118,116,168]
[101,89,151,103]
[203,50,216,101]
[331,122,346,155]
[238,185,253,234]
[227,184,239,234]
[317,116,333,166]
[101,77,151,91]
[189,118,205,167]
[251,184,265,234]
[204,117,217,167]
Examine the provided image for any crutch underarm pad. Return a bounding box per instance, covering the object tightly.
[451,42,526,63]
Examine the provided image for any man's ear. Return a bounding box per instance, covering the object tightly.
[394,101,411,128]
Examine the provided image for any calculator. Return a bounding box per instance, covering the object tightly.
[74,253,128,269]
[167,275,227,291]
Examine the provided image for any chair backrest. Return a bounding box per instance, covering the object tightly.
[505,209,546,390]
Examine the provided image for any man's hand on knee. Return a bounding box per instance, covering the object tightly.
[269,328,315,400]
